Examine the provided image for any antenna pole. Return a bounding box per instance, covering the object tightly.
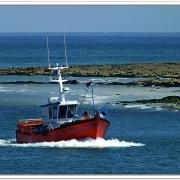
[49,36,70,103]
[64,34,68,67]
[91,85,95,114]
[47,37,51,68]
[57,68,65,102]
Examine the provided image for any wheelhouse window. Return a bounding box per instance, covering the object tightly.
[48,107,52,119]
[52,106,58,119]
[58,106,67,119]
[58,105,77,119]
[67,105,77,118]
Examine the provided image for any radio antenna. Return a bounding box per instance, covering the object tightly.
[47,37,51,68]
[64,34,68,67]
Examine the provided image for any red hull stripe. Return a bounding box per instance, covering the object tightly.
[17,120,109,143]
[53,124,96,138]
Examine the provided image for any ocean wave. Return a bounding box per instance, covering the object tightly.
[15,89,27,93]
[139,106,152,109]
[124,104,165,111]
[0,138,144,149]
[124,104,147,108]
[0,89,14,92]
[155,107,163,111]
[82,95,109,105]
[0,88,27,93]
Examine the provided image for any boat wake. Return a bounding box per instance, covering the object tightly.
[0,138,144,149]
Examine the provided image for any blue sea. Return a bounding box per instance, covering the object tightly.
[0,33,180,174]
[0,32,180,67]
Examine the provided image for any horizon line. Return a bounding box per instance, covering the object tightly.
[0,32,180,33]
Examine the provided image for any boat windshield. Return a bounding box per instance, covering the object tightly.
[58,105,67,119]
[67,105,76,118]
[52,106,58,119]
[58,105,77,119]
[48,106,58,119]
[48,107,52,119]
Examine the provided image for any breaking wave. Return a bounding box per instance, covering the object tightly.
[0,89,14,92]
[0,138,144,149]
[124,104,164,111]
[124,104,148,108]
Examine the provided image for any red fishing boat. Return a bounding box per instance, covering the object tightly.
[16,36,110,143]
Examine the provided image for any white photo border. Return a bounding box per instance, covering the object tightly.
[0,1,180,179]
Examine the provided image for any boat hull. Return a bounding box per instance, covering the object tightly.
[16,118,110,144]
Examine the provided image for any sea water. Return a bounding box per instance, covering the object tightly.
[0,32,180,67]
[0,33,180,174]
[0,77,180,174]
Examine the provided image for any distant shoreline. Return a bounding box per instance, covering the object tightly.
[1,32,180,36]
[0,63,179,78]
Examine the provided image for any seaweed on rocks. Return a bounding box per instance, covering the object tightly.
[0,80,79,85]
[121,96,180,104]
[0,63,180,78]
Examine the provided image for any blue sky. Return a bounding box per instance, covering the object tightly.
[0,5,180,32]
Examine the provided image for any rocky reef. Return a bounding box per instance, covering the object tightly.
[1,63,180,87]
[0,63,180,78]
[129,78,180,87]
[1,78,179,87]
[96,78,180,87]
[121,96,180,111]
[0,80,78,85]
[121,96,180,104]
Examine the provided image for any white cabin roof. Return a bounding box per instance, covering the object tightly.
[60,101,79,105]
[40,100,78,107]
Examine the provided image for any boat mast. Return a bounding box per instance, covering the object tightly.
[64,34,68,68]
[46,37,51,69]
[47,35,69,103]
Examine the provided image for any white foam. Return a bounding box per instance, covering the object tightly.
[0,138,144,149]
[116,78,129,80]
[124,104,147,108]
[139,106,152,109]
[83,95,108,104]
[0,89,14,92]
[124,104,165,111]
[15,89,27,93]
[91,78,104,82]
[155,106,163,111]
